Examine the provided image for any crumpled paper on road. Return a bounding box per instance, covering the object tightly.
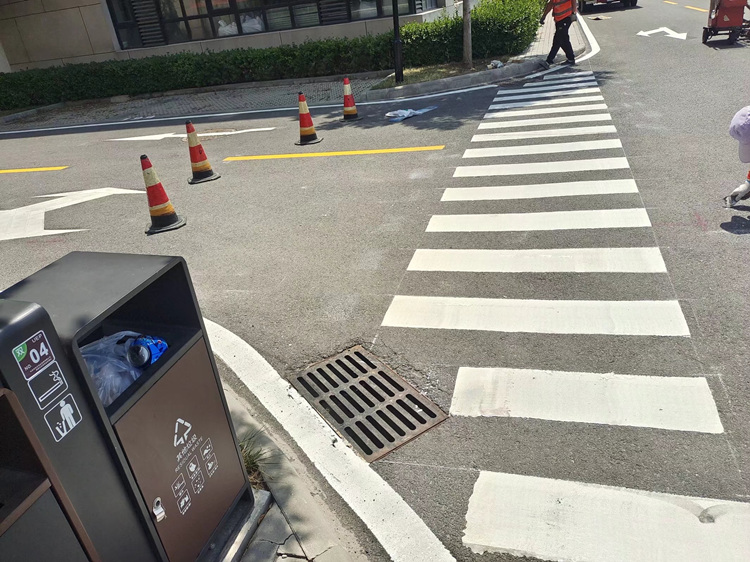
[385,105,439,122]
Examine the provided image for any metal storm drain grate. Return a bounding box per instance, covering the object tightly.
[291,346,447,462]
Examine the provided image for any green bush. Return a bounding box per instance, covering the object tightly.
[473,0,544,58]
[0,0,541,110]
[401,0,543,66]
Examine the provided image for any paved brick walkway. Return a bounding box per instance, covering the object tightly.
[0,76,383,131]
[522,15,587,60]
[0,17,587,132]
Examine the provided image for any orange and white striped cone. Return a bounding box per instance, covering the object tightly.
[296,92,322,146]
[186,121,220,184]
[341,77,360,121]
[141,154,186,235]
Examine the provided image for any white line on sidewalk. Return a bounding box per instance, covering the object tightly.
[492,87,600,102]
[543,70,594,80]
[497,81,598,95]
[381,296,691,336]
[485,95,605,114]
[453,157,629,177]
[526,12,602,79]
[524,76,597,87]
[450,367,722,432]
[426,208,650,231]
[441,179,638,200]
[480,103,608,120]
[463,139,622,158]
[478,113,612,128]
[407,247,667,273]
[463,472,748,560]
[471,125,616,142]
[204,319,455,562]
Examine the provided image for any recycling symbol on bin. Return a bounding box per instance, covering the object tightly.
[174,418,192,447]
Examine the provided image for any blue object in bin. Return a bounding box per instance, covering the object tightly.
[127,335,168,368]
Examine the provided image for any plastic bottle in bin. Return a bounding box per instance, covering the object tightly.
[81,331,168,407]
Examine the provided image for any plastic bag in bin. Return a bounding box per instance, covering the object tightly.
[81,331,168,407]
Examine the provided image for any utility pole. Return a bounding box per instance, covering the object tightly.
[463,0,472,68]
[392,0,404,83]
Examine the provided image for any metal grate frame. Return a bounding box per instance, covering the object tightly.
[291,346,447,462]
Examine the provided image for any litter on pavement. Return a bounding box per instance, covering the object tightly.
[385,106,439,123]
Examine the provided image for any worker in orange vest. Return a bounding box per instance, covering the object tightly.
[539,0,576,69]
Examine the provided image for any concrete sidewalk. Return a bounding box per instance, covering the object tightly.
[0,16,588,133]
[223,383,369,562]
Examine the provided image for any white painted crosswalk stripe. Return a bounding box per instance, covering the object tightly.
[486,95,605,114]
[426,208,650,232]
[463,472,748,560]
[441,179,639,200]
[471,125,617,142]
[408,247,667,273]
[450,367,722,432]
[463,139,622,159]
[543,70,593,80]
[492,87,600,103]
[523,75,597,87]
[382,296,690,336]
[497,82,598,95]
[454,157,630,177]
[479,103,608,120]
[478,113,612,129]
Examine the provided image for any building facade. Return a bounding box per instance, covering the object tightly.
[0,0,453,72]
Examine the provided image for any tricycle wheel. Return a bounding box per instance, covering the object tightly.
[630,0,637,6]
[578,0,588,14]
[728,30,740,44]
[702,28,709,44]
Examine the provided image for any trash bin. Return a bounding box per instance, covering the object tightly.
[0,387,91,562]
[0,252,253,562]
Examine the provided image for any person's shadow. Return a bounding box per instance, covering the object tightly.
[720,210,750,234]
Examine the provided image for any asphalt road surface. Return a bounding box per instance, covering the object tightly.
[1,1,749,559]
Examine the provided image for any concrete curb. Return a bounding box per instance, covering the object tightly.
[0,102,64,124]
[363,58,542,101]
[222,384,366,562]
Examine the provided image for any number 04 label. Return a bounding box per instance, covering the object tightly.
[13,330,55,381]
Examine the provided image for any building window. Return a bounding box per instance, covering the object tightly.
[106,0,425,49]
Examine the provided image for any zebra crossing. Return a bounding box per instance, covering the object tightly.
[379,71,748,560]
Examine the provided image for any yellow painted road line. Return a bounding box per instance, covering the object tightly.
[0,166,69,174]
[224,146,445,161]
[664,1,678,4]
[686,5,708,11]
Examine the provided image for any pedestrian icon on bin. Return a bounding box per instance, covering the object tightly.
[44,394,82,442]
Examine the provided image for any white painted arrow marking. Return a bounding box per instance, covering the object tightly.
[637,27,687,40]
[0,188,142,241]
[108,127,275,141]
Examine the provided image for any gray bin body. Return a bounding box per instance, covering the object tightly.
[0,252,251,562]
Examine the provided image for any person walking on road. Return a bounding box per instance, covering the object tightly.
[539,0,576,69]
[723,106,750,208]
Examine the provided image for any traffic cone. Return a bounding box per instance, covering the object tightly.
[342,77,360,121]
[141,155,186,235]
[296,92,322,146]
[186,121,220,184]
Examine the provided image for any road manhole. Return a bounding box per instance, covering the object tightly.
[291,346,447,462]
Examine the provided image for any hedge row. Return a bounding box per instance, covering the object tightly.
[0,0,543,110]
